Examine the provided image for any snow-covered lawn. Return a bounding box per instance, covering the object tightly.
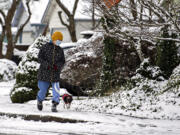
[0,80,180,135]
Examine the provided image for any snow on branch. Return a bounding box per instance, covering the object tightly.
[94,0,180,62]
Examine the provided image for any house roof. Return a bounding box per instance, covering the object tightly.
[23,0,94,24]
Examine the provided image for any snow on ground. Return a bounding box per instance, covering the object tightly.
[0,81,180,135]
[0,114,180,135]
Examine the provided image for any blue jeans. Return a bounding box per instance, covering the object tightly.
[37,80,60,104]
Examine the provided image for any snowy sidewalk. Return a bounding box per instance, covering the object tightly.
[0,80,180,135]
[0,80,101,123]
[0,80,120,124]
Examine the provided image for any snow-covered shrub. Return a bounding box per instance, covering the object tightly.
[61,32,104,91]
[10,87,34,103]
[103,60,165,113]
[121,58,164,95]
[79,66,179,119]
[74,77,180,120]
[136,58,164,81]
[165,64,180,95]
[74,74,180,119]
[131,73,163,95]
[0,59,17,81]
[10,36,49,103]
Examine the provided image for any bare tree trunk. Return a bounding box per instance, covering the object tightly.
[0,25,5,58]
[5,24,14,59]
[148,0,152,22]
[0,9,6,58]
[0,0,31,59]
[69,19,77,42]
[140,4,143,21]
[56,0,79,42]
[4,0,20,59]
[69,16,77,42]
[92,0,95,30]
[57,12,77,42]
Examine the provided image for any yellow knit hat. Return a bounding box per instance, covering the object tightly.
[51,31,63,41]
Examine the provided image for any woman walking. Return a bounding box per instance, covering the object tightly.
[37,31,65,112]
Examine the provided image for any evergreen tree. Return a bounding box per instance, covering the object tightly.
[156,26,179,79]
[10,36,49,103]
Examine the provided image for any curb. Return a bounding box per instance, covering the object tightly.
[0,112,87,123]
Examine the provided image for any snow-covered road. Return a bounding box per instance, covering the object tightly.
[1,113,180,135]
[1,114,180,135]
[0,80,180,135]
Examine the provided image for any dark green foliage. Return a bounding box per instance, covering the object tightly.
[10,68,39,103]
[156,26,179,79]
[98,15,118,95]
[0,74,3,80]
[100,36,116,94]
[15,70,38,90]
[101,16,116,31]
[10,87,37,103]
[137,58,164,81]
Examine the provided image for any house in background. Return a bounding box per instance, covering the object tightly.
[12,0,50,45]
[46,0,98,42]
[12,0,99,46]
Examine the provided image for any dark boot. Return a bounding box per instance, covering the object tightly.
[37,100,43,111]
[51,101,58,112]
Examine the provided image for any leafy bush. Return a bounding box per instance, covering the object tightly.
[10,36,49,103]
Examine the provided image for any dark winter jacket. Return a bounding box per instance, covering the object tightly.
[37,42,65,82]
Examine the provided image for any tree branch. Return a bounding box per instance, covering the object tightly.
[72,0,79,16]
[6,0,21,23]
[129,0,137,20]
[154,37,180,43]
[56,0,71,16]
[95,0,180,62]
[0,9,6,21]
[0,19,5,44]
[58,11,69,27]
[14,0,32,44]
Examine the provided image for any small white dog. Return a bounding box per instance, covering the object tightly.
[61,88,73,109]
[62,94,73,109]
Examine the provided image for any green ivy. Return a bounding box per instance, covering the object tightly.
[100,36,116,94]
